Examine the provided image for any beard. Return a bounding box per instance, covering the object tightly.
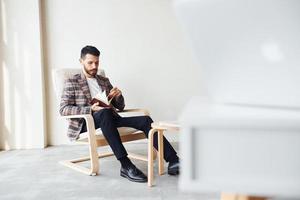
[83,66,98,77]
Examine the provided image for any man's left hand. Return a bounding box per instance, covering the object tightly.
[108,87,122,99]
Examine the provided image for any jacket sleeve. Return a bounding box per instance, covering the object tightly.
[59,78,91,116]
[106,78,125,111]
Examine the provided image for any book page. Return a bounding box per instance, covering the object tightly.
[94,90,109,105]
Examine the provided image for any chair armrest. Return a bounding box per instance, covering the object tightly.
[61,114,92,120]
[118,109,150,116]
[61,114,97,142]
[61,114,94,127]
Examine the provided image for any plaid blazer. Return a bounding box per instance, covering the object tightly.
[59,72,125,140]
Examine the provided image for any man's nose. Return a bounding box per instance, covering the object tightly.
[92,63,97,68]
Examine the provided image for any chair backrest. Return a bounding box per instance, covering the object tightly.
[52,68,106,101]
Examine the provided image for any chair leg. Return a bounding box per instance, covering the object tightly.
[152,149,157,160]
[59,159,97,176]
[148,128,156,187]
[85,115,100,175]
[59,152,114,176]
[87,140,99,175]
[59,142,99,176]
[158,129,164,175]
[59,115,99,176]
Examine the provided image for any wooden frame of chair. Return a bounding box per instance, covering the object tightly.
[221,193,267,200]
[59,109,157,176]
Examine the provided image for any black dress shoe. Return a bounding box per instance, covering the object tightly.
[168,160,180,175]
[120,164,147,183]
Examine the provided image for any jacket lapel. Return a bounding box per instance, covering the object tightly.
[78,72,92,102]
[95,75,109,95]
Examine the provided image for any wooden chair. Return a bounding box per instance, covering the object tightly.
[52,68,156,176]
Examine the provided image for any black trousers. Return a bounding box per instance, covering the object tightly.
[80,109,178,162]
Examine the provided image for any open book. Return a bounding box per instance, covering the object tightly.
[90,90,114,108]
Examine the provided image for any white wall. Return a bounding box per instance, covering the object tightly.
[0,0,202,147]
[42,0,201,145]
[0,0,46,149]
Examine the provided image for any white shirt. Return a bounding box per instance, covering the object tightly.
[86,77,102,98]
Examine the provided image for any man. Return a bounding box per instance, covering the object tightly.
[60,45,179,183]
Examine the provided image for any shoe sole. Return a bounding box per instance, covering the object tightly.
[120,171,148,183]
[168,169,180,175]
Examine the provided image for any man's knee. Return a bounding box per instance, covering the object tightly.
[143,115,153,124]
[140,116,154,137]
[99,108,113,116]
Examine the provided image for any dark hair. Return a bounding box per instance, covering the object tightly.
[80,45,100,59]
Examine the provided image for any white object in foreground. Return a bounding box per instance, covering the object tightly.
[175,0,300,198]
[179,97,300,198]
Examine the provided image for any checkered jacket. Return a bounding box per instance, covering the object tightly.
[59,72,125,140]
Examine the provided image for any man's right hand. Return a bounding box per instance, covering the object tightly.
[91,102,106,112]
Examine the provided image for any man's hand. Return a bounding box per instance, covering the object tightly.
[91,102,106,112]
[108,87,122,99]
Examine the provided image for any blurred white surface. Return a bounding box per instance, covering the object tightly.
[175,0,300,198]
[174,0,300,107]
[179,97,300,198]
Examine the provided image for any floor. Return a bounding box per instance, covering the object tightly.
[0,142,219,200]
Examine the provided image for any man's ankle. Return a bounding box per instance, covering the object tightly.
[168,156,179,164]
[118,156,134,168]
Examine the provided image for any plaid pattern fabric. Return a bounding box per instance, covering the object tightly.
[60,72,125,140]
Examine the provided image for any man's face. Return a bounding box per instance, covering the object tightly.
[80,54,99,77]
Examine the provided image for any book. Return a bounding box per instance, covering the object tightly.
[90,90,114,108]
